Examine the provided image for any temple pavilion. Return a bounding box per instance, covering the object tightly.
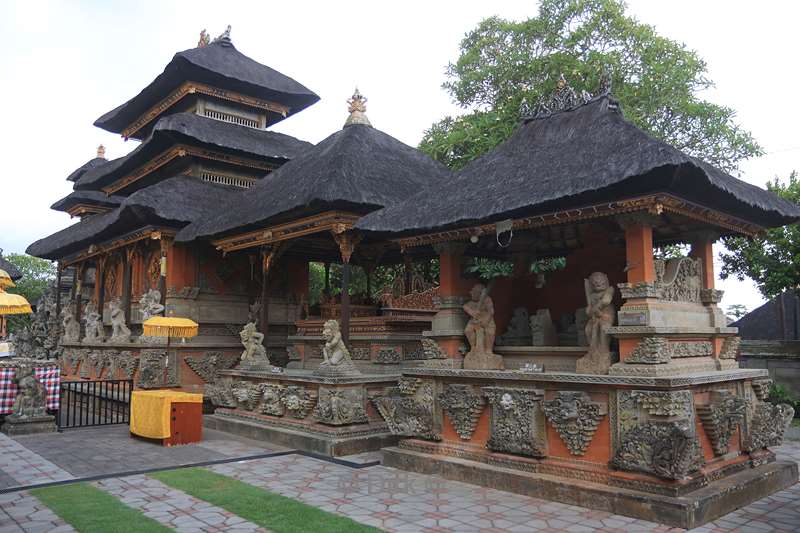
[24,30,800,527]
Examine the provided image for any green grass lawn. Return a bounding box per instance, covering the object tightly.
[151,467,382,533]
[30,483,170,533]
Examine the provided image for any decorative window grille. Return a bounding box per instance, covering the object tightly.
[200,172,255,189]
[203,108,260,128]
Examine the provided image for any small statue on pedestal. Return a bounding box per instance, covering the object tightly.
[463,284,504,370]
[139,289,165,321]
[0,365,56,435]
[108,299,131,343]
[60,303,81,344]
[239,322,271,368]
[82,301,104,343]
[315,319,359,376]
[576,272,616,374]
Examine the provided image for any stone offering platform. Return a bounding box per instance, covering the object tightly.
[373,366,798,528]
[205,368,400,456]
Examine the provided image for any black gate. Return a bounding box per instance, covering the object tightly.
[57,379,133,430]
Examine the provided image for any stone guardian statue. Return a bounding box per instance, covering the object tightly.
[576,272,616,374]
[108,299,131,343]
[462,284,504,370]
[139,289,165,322]
[238,322,271,368]
[60,302,81,344]
[82,301,104,343]
[315,319,359,376]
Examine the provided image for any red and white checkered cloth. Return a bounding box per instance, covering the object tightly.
[0,366,61,414]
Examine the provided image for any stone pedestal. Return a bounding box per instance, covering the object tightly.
[1,414,57,436]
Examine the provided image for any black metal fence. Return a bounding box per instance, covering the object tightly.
[57,379,133,430]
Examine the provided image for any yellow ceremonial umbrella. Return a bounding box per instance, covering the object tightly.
[142,316,199,338]
[0,269,15,290]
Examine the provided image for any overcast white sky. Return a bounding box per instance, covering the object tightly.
[1,1,797,314]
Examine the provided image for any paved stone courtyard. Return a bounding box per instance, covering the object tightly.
[0,426,799,532]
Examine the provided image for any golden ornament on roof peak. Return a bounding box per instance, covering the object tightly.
[344,88,372,128]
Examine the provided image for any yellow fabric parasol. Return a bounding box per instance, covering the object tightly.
[142,316,199,338]
[0,269,15,290]
[0,289,32,315]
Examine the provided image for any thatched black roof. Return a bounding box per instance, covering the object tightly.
[94,37,319,134]
[176,123,452,242]
[28,177,236,260]
[66,157,108,182]
[0,255,22,281]
[358,95,800,235]
[76,112,312,191]
[51,190,123,212]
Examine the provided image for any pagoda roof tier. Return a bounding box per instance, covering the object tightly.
[28,176,236,260]
[94,36,319,135]
[51,190,124,213]
[75,112,312,193]
[66,156,109,182]
[356,95,800,237]
[175,121,451,243]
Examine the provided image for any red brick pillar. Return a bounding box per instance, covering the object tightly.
[430,241,468,358]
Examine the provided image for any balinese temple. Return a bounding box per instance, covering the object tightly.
[26,32,800,528]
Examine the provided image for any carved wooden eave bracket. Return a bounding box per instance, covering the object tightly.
[332,229,363,264]
[61,227,176,267]
[213,211,361,254]
[121,81,290,140]
[102,144,277,195]
[394,193,763,251]
[66,204,113,218]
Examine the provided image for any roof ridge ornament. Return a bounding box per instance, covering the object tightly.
[344,88,372,128]
[212,25,232,47]
[198,29,210,48]
[536,74,591,118]
[96,145,106,159]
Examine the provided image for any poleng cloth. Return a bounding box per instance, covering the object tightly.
[0,366,60,414]
[130,389,203,439]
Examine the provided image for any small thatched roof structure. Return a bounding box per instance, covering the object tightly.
[28,177,237,260]
[0,254,22,281]
[357,95,800,236]
[176,106,451,243]
[76,112,312,191]
[51,190,124,213]
[94,33,319,134]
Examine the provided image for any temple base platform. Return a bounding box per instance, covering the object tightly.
[205,369,400,456]
[383,442,798,529]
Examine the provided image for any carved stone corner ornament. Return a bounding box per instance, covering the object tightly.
[438,384,485,440]
[612,420,705,480]
[483,387,546,457]
[186,351,239,383]
[373,379,440,440]
[542,391,607,456]
[700,288,725,305]
[697,390,746,456]
[313,387,368,426]
[751,378,773,402]
[719,337,741,360]
[743,402,794,452]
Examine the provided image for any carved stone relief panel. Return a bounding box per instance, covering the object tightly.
[438,384,485,440]
[375,347,401,364]
[542,391,607,456]
[482,387,546,457]
[79,350,92,379]
[611,420,705,480]
[205,377,237,408]
[138,349,178,389]
[313,387,369,425]
[373,379,441,440]
[349,346,371,361]
[743,401,794,452]
[111,350,138,379]
[615,389,695,456]
[696,390,746,456]
[185,351,239,383]
[718,337,741,360]
[280,385,317,419]
[232,381,263,411]
[655,257,702,303]
[630,390,693,417]
[261,384,285,416]
[625,337,670,364]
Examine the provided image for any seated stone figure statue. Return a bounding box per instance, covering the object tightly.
[139,289,165,322]
[315,319,360,376]
[10,366,48,420]
[108,299,131,342]
[462,284,504,370]
[576,272,616,374]
[239,322,271,368]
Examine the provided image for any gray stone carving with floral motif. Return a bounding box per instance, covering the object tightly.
[482,387,546,457]
[373,379,440,440]
[280,385,317,419]
[438,384,485,440]
[743,402,794,452]
[543,391,607,456]
[261,384,285,416]
[697,390,745,456]
[313,387,368,425]
[612,420,705,479]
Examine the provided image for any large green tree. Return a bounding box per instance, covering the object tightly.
[420,0,762,173]
[3,253,56,334]
[719,172,800,299]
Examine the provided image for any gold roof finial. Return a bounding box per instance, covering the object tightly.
[344,88,372,128]
[198,29,210,47]
[96,145,106,159]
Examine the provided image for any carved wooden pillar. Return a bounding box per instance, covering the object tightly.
[260,247,271,345]
[158,236,172,308]
[430,241,468,358]
[75,262,85,337]
[332,230,362,346]
[123,247,135,323]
